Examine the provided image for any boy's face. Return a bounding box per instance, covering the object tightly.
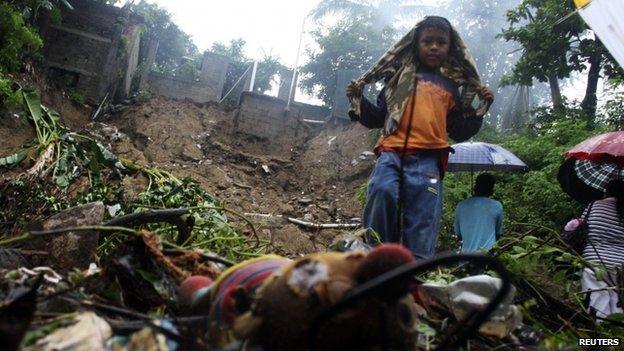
[418,28,451,69]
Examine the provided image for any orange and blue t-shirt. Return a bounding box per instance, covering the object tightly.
[357,69,483,174]
[376,71,460,151]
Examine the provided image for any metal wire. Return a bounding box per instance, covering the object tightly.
[308,252,512,351]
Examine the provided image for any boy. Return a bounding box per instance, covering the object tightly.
[454,173,504,253]
[346,16,493,258]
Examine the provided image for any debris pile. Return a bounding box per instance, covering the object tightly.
[2,84,623,350]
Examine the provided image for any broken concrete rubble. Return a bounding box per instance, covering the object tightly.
[40,202,105,270]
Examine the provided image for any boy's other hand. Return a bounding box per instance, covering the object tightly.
[346,80,365,98]
[476,85,494,103]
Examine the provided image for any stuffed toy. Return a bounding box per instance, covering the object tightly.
[179,244,422,350]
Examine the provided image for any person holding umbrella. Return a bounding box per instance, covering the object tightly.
[567,179,624,321]
[454,173,504,253]
[558,131,624,321]
[346,16,493,258]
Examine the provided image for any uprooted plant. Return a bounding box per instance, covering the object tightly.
[0,87,270,262]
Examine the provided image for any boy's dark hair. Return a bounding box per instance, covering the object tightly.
[605,179,624,221]
[474,173,495,197]
[413,16,458,55]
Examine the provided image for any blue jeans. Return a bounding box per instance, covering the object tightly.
[363,152,443,258]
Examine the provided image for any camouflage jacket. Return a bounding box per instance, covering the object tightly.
[348,18,482,136]
[358,85,483,143]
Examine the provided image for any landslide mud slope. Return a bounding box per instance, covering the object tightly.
[108,97,376,255]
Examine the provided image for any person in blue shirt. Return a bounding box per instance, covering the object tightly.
[454,173,503,252]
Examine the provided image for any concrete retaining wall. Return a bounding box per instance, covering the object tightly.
[235,92,329,139]
[147,52,229,103]
[147,73,216,103]
[43,0,141,103]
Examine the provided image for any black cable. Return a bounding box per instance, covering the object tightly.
[396,78,418,242]
[308,252,512,351]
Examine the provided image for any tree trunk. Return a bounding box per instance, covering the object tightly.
[581,36,603,119]
[548,74,562,108]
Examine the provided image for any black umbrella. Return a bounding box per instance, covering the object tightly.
[557,158,604,204]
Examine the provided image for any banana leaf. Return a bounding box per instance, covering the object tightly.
[22,90,47,143]
[22,90,44,125]
[52,142,77,188]
[0,148,29,168]
[91,140,126,174]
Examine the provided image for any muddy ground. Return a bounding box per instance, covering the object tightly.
[109,97,377,255]
[1,93,377,256]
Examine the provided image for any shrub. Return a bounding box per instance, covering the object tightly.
[0,3,43,73]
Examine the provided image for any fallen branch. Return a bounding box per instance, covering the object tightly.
[233,182,252,189]
[125,204,261,249]
[244,213,360,230]
[91,92,109,121]
[0,225,138,246]
[163,248,235,267]
[105,208,192,245]
[286,217,361,229]
[244,213,283,218]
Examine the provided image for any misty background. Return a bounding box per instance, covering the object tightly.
[120,0,608,129]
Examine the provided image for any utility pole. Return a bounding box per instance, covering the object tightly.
[285,16,306,112]
[248,61,258,92]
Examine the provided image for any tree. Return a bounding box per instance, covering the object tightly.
[209,39,286,98]
[8,0,73,22]
[500,0,623,118]
[0,2,42,73]
[442,0,549,129]
[210,38,247,96]
[300,14,396,105]
[131,1,199,79]
[310,0,432,28]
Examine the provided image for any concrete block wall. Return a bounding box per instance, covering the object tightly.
[147,73,218,103]
[121,23,142,97]
[44,26,112,102]
[147,51,230,103]
[235,92,329,140]
[200,52,229,94]
[43,0,141,103]
[277,69,294,101]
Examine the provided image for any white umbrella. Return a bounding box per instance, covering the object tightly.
[447,142,527,187]
[448,142,527,172]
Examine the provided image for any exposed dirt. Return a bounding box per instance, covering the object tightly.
[40,88,92,130]
[0,77,92,177]
[0,90,377,255]
[106,97,377,255]
[0,112,33,158]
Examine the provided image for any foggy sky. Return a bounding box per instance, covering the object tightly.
[139,0,321,66]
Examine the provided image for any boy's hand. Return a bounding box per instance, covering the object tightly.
[476,85,494,103]
[346,80,365,98]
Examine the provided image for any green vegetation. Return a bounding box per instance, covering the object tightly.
[300,14,397,106]
[0,84,265,262]
[501,0,624,117]
[69,90,86,105]
[129,0,201,80]
[0,3,42,74]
